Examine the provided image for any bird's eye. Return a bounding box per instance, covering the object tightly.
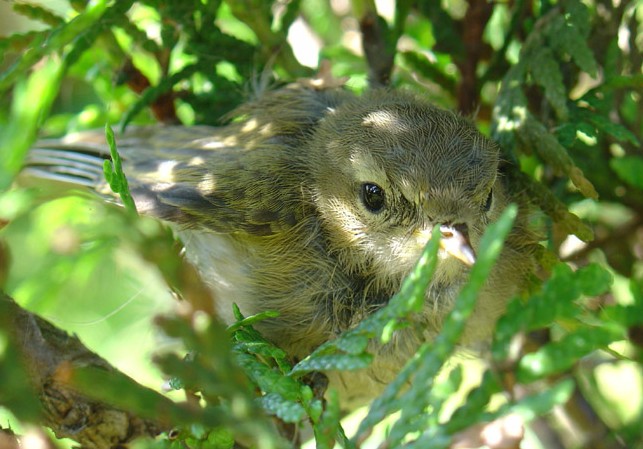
[361,183,385,213]
[483,189,493,212]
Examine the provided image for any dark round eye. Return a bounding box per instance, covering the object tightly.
[361,183,385,213]
[483,189,493,212]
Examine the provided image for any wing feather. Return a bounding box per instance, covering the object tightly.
[22,85,354,235]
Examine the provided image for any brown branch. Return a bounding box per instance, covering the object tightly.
[358,9,395,87]
[1,426,64,449]
[116,59,179,124]
[454,0,493,115]
[0,293,164,449]
[560,384,629,449]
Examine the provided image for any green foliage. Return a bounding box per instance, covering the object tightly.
[494,263,617,377]
[0,58,64,190]
[152,315,285,449]
[104,124,138,215]
[354,207,518,448]
[611,156,643,190]
[0,1,642,448]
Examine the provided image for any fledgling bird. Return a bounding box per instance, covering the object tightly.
[22,83,537,404]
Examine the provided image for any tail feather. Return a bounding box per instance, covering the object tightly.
[24,148,107,187]
[19,128,251,231]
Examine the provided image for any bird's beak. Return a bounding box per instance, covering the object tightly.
[439,224,476,267]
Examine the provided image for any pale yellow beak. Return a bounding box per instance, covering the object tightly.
[439,224,476,267]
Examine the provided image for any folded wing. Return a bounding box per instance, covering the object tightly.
[21,125,304,236]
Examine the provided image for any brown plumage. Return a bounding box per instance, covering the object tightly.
[23,84,537,405]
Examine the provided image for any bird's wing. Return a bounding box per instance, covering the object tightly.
[22,125,305,236]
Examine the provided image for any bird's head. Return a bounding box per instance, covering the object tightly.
[309,90,506,291]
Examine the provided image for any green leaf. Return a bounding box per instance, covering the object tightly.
[576,263,613,297]
[528,47,568,120]
[0,58,64,189]
[276,0,302,33]
[207,428,235,449]
[102,159,113,184]
[447,379,573,444]
[445,371,503,432]
[494,263,587,360]
[0,0,110,92]
[235,353,302,401]
[404,431,451,449]
[399,51,457,92]
[508,379,575,421]
[260,393,306,423]
[510,170,594,241]
[517,326,623,383]
[226,310,280,333]
[516,114,597,199]
[332,333,371,355]
[104,124,138,215]
[154,316,255,408]
[589,115,641,146]
[492,65,528,151]
[604,74,643,89]
[555,123,579,147]
[419,3,465,58]
[291,353,373,373]
[233,338,290,371]
[601,303,643,329]
[562,0,591,36]
[425,365,463,426]
[230,309,293,374]
[548,14,598,76]
[312,390,347,449]
[12,2,65,27]
[0,30,45,58]
[611,157,643,190]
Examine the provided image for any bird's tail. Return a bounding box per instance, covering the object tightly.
[22,138,110,190]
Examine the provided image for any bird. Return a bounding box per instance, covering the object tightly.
[21,82,537,405]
